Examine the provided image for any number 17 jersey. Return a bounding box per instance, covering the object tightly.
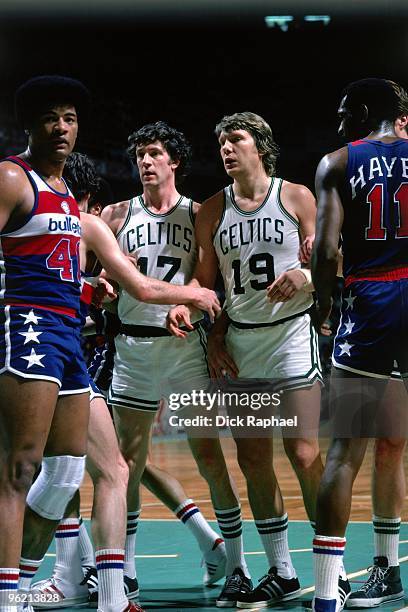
[214,177,312,326]
[116,195,197,328]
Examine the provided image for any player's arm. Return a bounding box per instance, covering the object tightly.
[80,213,220,318]
[207,310,239,379]
[166,193,223,336]
[0,162,33,232]
[267,182,316,302]
[100,200,129,236]
[311,148,346,326]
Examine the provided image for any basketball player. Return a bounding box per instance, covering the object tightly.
[311,78,408,611]
[0,74,95,612]
[31,155,225,609]
[101,121,237,599]
[167,111,324,608]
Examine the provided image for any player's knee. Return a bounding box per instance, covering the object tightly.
[27,455,86,520]
[374,438,406,470]
[3,452,41,496]
[284,438,321,471]
[194,452,228,483]
[90,454,129,490]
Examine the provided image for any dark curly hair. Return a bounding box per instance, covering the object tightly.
[63,152,100,202]
[15,75,90,129]
[215,111,280,177]
[127,121,192,182]
[341,78,408,128]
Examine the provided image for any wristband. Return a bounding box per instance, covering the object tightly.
[299,268,314,292]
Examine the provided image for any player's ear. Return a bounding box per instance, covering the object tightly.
[395,115,408,137]
[360,104,369,123]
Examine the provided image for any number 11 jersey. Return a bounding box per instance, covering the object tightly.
[116,195,197,328]
[214,177,312,326]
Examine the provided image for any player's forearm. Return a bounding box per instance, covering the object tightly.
[208,309,230,340]
[311,246,338,306]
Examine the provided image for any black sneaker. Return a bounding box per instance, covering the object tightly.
[81,566,98,607]
[82,568,140,606]
[346,557,404,608]
[236,566,301,608]
[124,575,140,599]
[303,576,351,611]
[216,568,253,608]
[339,575,351,609]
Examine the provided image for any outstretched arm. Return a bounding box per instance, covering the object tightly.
[312,148,346,325]
[80,213,220,318]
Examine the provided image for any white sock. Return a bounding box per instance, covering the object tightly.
[255,514,296,579]
[313,535,346,601]
[96,549,127,612]
[373,515,400,566]
[124,510,140,579]
[175,499,220,553]
[215,506,249,578]
[18,558,43,592]
[79,516,95,567]
[0,568,19,612]
[53,519,84,587]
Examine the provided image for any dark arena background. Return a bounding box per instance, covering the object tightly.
[1,1,408,610]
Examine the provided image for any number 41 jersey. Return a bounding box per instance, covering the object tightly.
[116,195,197,328]
[343,138,408,279]
[214,177,312,326]
[0,156,81,318]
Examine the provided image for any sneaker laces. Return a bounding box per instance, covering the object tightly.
[257,567,278,587]
[361,566,387,592]
[224,573,244,594]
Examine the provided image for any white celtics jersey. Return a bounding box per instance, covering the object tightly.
[116,195,197,328]
[214,178,313,326]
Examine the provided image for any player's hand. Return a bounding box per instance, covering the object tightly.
[314,298,333,330]
[166,305,194,338]
[92,277,118,308]
[298,234,315,264]
[207,333,239,380]
[320,321,332,336]
[190,288,221,322]
[267,269,307,303]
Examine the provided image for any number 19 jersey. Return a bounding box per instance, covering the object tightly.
[214,178,312,326]
[116,195,197,328]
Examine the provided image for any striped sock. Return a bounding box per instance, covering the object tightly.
[0,568,19,612]
[53,518,84,586]
[313,535,346,603]
[79,516,95,567]
[311,522,346,579]
[124,510,140,579]
[255,514,295,578]
[95,549,127,612]
[18,557,43,592]
[175,499,221,553]
[215,506,249,577]
[373,515,401,566]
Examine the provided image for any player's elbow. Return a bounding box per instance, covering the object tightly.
[313,243,339,265]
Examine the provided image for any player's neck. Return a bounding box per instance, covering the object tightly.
[233,171,271,203]
[365,120,400,142]
[21,147,66,182]
[142,183,181,213]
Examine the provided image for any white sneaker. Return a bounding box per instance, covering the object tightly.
[31,576,88,608]
[202,538,227,586]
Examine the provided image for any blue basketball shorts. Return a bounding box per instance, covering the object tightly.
[332,278,408,378]
[0,305,89,394]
